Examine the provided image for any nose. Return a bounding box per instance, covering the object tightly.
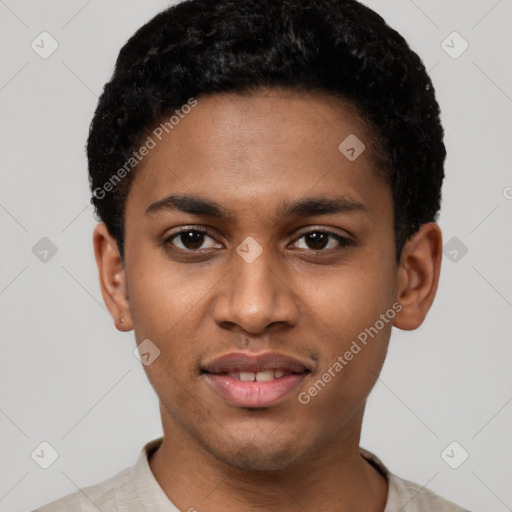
[212,246,300,335]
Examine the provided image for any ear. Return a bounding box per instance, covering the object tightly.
[93,223,133,332]
[393,222,442,331]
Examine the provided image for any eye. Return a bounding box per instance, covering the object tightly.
[292,229,353,251]
[163,227,353,254]
[165,228,222,251]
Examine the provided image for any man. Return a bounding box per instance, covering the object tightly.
[34,0,470,510]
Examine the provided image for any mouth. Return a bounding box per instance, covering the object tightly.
[202,351,311,408]
[224,369,293,381]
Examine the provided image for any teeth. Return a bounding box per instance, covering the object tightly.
[255,371,274,382]
[227,370,288,381]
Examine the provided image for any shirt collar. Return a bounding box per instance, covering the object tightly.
[133,437,178,511]
[133,437,393,511]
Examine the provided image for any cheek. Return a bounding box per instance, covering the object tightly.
[297,259,396,406]
[127,259,206,339]
[125,257,212,387]
[304,258,396,339]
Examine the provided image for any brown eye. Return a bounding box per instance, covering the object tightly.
[165,228,220,251]
[293,230,353,251]
[304,232,329,250]
[178,231,206,249]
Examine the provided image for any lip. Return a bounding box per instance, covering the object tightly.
[202,351,311,374]
[202,351,311,408]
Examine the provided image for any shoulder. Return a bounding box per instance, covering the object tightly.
[359,447,471,512]
[32,437,165,512]
[32,466,133,512]
[388,473,472,511]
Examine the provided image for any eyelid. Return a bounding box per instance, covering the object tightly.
[291,225,353,241]
[292,225,352,239]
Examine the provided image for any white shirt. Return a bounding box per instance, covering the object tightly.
[33,437,470,511]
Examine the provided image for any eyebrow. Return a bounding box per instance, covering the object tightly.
[145,194,366,219]
[146,194,232,218]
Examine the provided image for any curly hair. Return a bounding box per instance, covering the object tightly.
[87,0,446,261]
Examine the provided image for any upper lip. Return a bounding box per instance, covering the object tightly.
[202,351,311,374]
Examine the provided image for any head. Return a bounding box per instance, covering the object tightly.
[91,0,444,471]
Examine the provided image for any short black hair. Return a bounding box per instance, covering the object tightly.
[87,0,446,261]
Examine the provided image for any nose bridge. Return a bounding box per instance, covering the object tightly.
[213,240,299,333]
[234,246,276,302]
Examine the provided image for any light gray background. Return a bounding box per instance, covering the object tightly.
[1,1,511,510]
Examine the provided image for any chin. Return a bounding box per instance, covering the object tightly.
[208,436,309,472]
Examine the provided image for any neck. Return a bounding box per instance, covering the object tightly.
[149,405,388,512]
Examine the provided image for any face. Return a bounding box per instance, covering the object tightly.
[107,89,403,471]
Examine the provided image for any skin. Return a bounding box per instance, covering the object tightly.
[93,88,442,511]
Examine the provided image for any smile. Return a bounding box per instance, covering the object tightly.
[227,370,287,381]
[202,351,311,408]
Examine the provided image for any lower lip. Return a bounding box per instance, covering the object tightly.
[205,373,308,408]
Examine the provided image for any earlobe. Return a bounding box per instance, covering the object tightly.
[93,223,134,332]
[393,223,442,331]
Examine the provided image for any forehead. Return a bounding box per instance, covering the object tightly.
[125,88,390,223]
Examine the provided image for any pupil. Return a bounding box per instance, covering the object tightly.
[307,232,328,250]
[182,231,204,249]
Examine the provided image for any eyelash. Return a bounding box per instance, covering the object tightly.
[163,226,353,253]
